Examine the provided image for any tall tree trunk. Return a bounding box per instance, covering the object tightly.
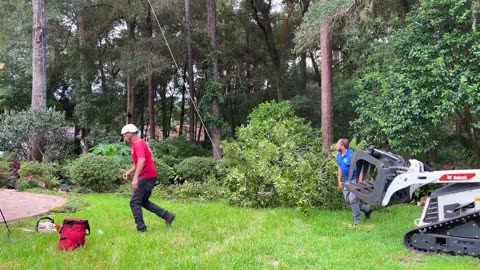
[309,52,321,88]
[320,21,334,152]
[74,125,81,154]
[146,5,156,141]
[31,0,47,161]
[455,115,462,140]
[250,0,285,101]
[245,29,251,81]
[160,85,168,139]
[208,0,222,158]
[298,1,310,94]
[168,92,175,138]
[228,86,235,137]
[463,107,480,167]
[197,122,203,142]
[179,64,188,136]
[299,53,307,94]
[126,16,137,124]
[77,11,90,154]
[140,85,145,139]
[399,0,412,20]
[473,0,479,34]
[32,0,47,111]
[185,0,196,142]
[97,36,108,94]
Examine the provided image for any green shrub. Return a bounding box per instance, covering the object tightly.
[2,176,18,189]
[155,176,225,201]
[17,179,39,191]
[18,161,50,178]
[66,154,126,192]
[17,161,59,189]
[174,157,220,183]
[0,161,13,186]
[155,160,172,186]
[150,136,210,166]
[0,153,20,188]
[0,108,72,162]
[222,101,344,211]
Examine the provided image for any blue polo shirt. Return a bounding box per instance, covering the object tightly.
[337,148,357,183]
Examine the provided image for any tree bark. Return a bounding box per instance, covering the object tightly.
[179,64,188,136]
[32,0,47,111]
[197,122,203,142]
[473,0,479,34]
[160,84,168,139]
[250,0,286,101]
[140,84,145,139]
[126,16,137,125]
[320,21,334,152]
[185,0,196,142]
[97,36,108,94]
[463,107,480,167]
[208,0,222,158]
[310,52,321,88]
[290,3,302,88]
[31,0,47,161]
[455,115,462,140]
[168,91,175,138]
[299,53,307,94]
[77,11,91,154]
[146,5,156,141]
[227,86,235,137]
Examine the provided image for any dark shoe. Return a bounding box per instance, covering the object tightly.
[137,227,147,232]
[165,213,176,226]
[365,208,373,220]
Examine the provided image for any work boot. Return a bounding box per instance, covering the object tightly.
[365,208,373,220]
[165,212,176,226]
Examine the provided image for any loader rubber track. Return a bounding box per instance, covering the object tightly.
[404,210,480,257]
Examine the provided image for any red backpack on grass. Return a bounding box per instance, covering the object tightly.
[58,218,90,250]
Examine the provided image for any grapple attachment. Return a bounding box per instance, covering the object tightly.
[345,146,415,206]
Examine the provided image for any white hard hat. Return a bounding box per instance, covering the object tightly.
[121,124,139,135]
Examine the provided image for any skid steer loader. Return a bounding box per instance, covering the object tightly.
[346,146,480,257]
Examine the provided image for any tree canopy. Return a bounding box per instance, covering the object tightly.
[0,0,479,167]
[353,0,480,165]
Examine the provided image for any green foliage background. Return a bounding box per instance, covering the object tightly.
[353,0,480,159]
[0,108,71,162]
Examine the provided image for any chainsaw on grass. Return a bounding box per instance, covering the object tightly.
[36,217,60,233]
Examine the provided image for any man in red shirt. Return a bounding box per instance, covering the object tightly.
[121,124,176,232]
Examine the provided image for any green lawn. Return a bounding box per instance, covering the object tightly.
[1,193,479,269]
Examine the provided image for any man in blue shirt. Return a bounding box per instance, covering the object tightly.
[336,138,372,225]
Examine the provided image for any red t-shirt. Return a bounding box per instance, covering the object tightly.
[132,139,157,180]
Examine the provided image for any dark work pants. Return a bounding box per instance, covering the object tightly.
[343,187,371,224]
[130,177,168,230]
